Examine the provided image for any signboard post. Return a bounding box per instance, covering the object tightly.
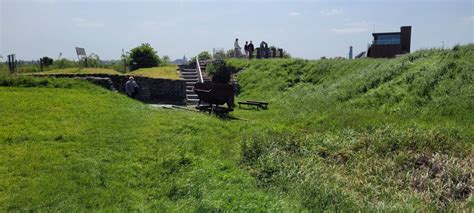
[7,54,16,74]
[75,47,88,67]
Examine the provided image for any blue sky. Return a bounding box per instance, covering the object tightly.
[1,0,473,61]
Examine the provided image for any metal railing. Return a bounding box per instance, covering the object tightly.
[196,58,204,83]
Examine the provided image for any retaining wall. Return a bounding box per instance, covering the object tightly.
[30,73,187,105]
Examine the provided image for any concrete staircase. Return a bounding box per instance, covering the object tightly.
[178,61,211,105]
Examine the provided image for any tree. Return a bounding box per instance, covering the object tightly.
[162,55,171,66]
[129,43,161,71]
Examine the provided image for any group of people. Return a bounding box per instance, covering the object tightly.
[233,38,269,59]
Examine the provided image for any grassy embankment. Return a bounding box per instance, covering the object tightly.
[0,77,294,211]
[1,44,473,211]
[31,66,181,79]
[227,44,473,211]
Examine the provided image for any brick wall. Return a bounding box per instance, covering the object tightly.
[30,73,187,105]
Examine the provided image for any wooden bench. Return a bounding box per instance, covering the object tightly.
[238,100,269,110]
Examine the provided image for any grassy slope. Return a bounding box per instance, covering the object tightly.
[227,44,473,211]
[129,66,181,80]
[1,45,473,211]
[0,78,295,211]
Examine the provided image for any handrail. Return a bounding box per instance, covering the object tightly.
[196,58,204,83]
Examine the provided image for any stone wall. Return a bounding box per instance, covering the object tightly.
[30,73,187,105]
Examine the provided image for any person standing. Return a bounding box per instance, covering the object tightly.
[125,76,139,98]
[259,41,267,58]
[244,41,249,58]
[248,41,254,59]
[234,38,241,58]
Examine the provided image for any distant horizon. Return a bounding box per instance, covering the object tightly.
[1,0,473,61]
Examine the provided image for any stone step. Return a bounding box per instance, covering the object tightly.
[181,72,197,75]
[181,69,197,72]
[186,89,196,94]
[181,75,198,79]
[181,68,196,72]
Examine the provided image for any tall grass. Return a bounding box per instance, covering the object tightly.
[0,63,9,77]
[229,44,474,211]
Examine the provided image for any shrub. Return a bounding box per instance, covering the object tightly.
[197,51,212,61]
[79,53,101,68]
[206,60,231,84]
[52,59,78,69]
[129,43,161,71]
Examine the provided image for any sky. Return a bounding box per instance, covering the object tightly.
[1,0,473,61]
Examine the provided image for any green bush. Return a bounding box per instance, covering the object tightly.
[206,60,231,84]
[129,43,161,71]
[52,59,79,69]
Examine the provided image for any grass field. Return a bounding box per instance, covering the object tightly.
[0,45,473,211]
[32,66,181,80]
[128,66,181,80]
[38,67,122,75]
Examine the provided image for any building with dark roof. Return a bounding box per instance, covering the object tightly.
[171,55,188,65]
[367,26,412,58]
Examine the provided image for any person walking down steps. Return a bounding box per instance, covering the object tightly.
[125,76,139,98]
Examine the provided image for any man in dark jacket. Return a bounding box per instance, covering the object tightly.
[248,41,254,59]
[125,76,139,98]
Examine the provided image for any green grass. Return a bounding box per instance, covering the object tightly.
[0,64,9,78]
[32,66,181,80]
[129,66,181,80]
[1,44,473,211]
[38,68,121,75]
[0,78,296,211]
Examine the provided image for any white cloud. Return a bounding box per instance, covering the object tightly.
[320,9,342,16]
[331,27,368,34]
[72,17,104,28]
[288,11,301,17]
